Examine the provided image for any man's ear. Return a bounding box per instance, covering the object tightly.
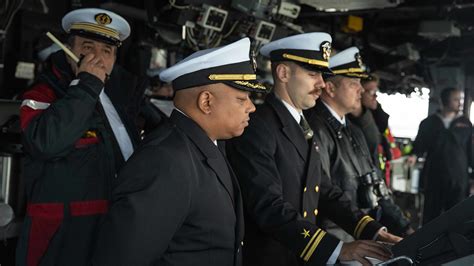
[323,81,336,97]
[197,90,213,114]
[275,63,291,83]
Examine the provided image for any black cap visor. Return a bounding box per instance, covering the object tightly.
[330,61,368,79]
[172,61,267,93]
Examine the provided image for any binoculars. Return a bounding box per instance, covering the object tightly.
[357,171,390,209]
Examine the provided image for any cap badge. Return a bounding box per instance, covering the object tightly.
[95,13,112,25]
[320,41,331,61]
[250,50,258,72]
[355,53,363,68]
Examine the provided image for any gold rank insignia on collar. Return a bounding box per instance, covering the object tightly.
[83,130,97,138]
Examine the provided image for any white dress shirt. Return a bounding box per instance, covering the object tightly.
[99,90,134,161]
[322,100,346,126]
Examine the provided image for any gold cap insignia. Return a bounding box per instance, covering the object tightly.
[95,13,112,25]
[320,41,332,61]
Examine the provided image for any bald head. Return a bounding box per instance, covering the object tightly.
[173,83,256,141]
[173,85,208,113]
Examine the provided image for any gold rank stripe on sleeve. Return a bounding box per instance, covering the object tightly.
[282,54,329,67]
[300,229,327,262]
[84,130,97,138]
[303,230,327,262]
[354,215,375,239]
[300,229,320,259]
[208,74,257,81]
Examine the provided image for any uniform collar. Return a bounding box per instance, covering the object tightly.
[174,108,218,146]
[276,95,302,124]
[322,100,346,126]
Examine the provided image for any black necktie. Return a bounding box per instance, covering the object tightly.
[299,115,314,140]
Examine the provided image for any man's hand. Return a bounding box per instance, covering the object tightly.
[376,229,402,244]
[76,53,108,83]
[339,240,392,266]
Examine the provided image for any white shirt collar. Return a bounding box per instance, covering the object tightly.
[437,113,459,129]
[278,97,302,124]
[322,100,346,126]
[174,107,187,117]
